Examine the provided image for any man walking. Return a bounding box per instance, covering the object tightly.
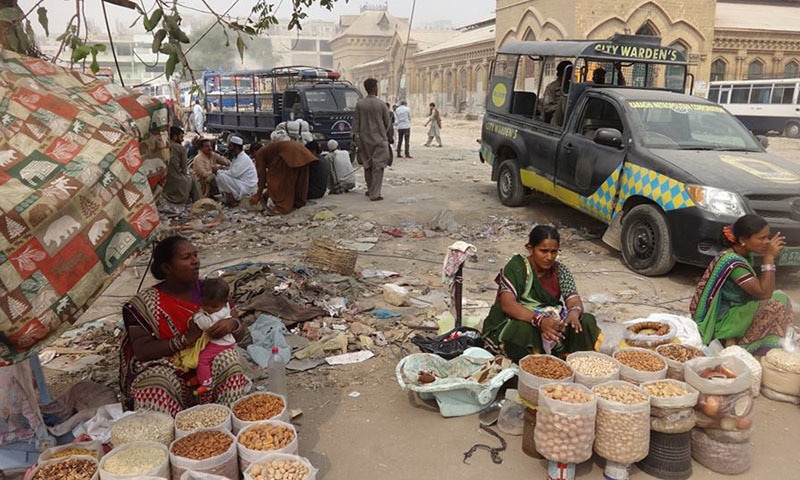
[394,100,412,158]
[353,78,392,201]
[192,100,205,134]
[423,102,442,147]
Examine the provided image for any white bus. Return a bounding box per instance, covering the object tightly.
[707,78,800,138]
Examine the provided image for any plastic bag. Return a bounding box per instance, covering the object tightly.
[704,426,753,443]
[694,389,754,431]
[761,357,800,396]
[622,320,676,348]
[31,455,99,480]
[181,471,230,480]
[534,383,596,463]
[111,411,174,447]
[691,428,752,475]
[243,452,318,480]
[518,355,574,405]
[684,356,752,395]
[98,441,169,479]
[496,391,525,436]
[410,326,483,360]
[613,347,667,385]
[655,344,705,381]
[39,440,104,463]
[232,392,290,434]
[720,345,762,396]
[169,429,238,479]
[566,351,620,388]
[765,348,800,373]
[174,405,232,439]
[592,381,650,464]
[649,407,695,433]
[760,385,800,404]
[236,420,299,472]
[247,315,291,368]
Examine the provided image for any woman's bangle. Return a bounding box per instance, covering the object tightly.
[531,312,543,327]
[568,305,583,315]
[761,263,776,272]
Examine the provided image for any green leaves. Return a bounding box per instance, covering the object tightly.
[236,35,245,62]
[142,8,163,32]
[165,52,178,78]
[37,7,49,37]
[152,29,167,53]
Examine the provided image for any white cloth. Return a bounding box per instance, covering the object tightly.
[329,150,357,190]
[216,151,257,200]
[192,103,204,132]
[193,304,235,346]
[394,104,411,129]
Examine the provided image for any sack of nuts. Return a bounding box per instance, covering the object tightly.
[237,420,299,472]
[232,393,289,434]
[518,355,574,405]
[175,404,233,438]
[613,347,667,385]
[31,455,99,480]
[533,383,596,463]
[592,380,651,464]
[244,452,318,480]
[169,428,238,479]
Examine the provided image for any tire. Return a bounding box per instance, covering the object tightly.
[621,204,676,276]
[785,121,800,139]
[497,159,526,207]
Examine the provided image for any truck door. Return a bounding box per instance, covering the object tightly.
[282,91,303,121]
[555,96,626,219]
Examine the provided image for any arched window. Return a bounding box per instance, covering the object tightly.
[785,61,799,78]
[747,60,764,80]
[711,59,726,82]
[666,41,688,91]
[635,22,659,37]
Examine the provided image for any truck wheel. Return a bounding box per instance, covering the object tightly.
[497,159,525,207]
[621,204,675,276]
[785,121,800,139]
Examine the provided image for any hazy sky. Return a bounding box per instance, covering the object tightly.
[33,0,496,38]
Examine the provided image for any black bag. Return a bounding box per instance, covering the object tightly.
[410,326,483,360]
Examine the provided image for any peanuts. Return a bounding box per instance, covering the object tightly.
[49,448,95,459]
[520,356,573,380]
[535,383,596,463]
[176,406,230,432]
[171,430,232,460]
[541,384,594,404]
[240,424,296,451]
[614,349,665,372]
[642,381,689,398]
[594,407,650,464]
[33,458,97,480]
[594,384,649,405]
[249,460,309,480]
[657,344,705,363]
[234,394,286,422]
[567,355,618,377]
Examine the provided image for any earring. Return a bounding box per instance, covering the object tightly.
[740,243,745,246]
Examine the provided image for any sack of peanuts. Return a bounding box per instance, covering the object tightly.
[533,383,596,463]
[244,452,318,480]
[640,380,698,434]
[98,441,169,480]
[237,420,299,472]
[566,351,620,388]
[169,428,238,479]
[30,455,99,480]
[175,404,233,438]
[613,347,667,385]
[39,440,104,463]
[655,344,705,381]
[232,393,289,434]
[592,381,651,464]
[517,354,574,405]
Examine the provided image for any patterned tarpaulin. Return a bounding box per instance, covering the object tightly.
[0,50,170,366]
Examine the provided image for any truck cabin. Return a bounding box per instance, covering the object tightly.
[489,35,689,128]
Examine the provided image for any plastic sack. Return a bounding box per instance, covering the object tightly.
[566,351,620,388]
[760,385,800,404]
[410,326,483,360]
[181,472,230,480]
[175,404,232,439]
[243,452,318,480]
[613,347,667,385]
[236,420,299,472]
[534,383,596,463]
[622,319,676,348]
[684,356,752,395]
[761,357,800,396]
[31,455,99,480]
[640,379,699,409]
[655,344,705,381]
[704,426,753,443]
[496,391,526,436]
[518,355,575,405]
[232,392,290,434]
[592,381,650,464]
[686,356,754,430]
[39,440,104,463]
[649,407,695,433]
[111,410,174,447]
[98,441,169,479]
[395,348,518,417]
[169,429,238,479]
[720,345,762,396]
[765,348,800,373]
[691,428,752,475]
[247,315,291,368]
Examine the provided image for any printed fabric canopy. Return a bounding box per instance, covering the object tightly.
[0,50,170,366]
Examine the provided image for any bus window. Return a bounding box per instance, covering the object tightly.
[731,85,749,103]
[750,85,770,104]
[772,84,796,104]
[708,86,720,103]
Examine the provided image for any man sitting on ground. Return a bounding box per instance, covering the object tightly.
[216,135,258,207]
[192,138,230,198]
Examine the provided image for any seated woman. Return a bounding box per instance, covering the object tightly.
[483,225,603,362]
[119,236,250,415]
[690,214,794,355]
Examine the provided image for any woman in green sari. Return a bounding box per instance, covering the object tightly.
[690,214,793,356]
[483,225,603,362]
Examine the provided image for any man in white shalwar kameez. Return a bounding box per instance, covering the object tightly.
[216,136,257,206]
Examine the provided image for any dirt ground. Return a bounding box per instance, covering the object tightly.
[50,118,800,479]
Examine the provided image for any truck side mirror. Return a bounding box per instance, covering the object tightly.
[756,135,769,149]
[594,128,623,149]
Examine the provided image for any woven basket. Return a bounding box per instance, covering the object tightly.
[305,238,358,275]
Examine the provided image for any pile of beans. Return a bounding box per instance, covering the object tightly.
[249,459,309,480]
[657,344,705,363]
[103,444,167,475]
[111,412,174,446]
[240,423,295,451]
[765,348,800,373]
[593,383,650,464]
[615,349,665,372]
[595,384,649,404]
[234,394,285,422]
[33,458,97,480]
[567,355,618,377]
[521,356,573,379]
[642,381,690,398]
[49,448,95,459]
[172,430,233,460]
[176,406,230,432]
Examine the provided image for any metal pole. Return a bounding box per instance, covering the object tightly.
[454,264,463,328]
[395,0,417,102]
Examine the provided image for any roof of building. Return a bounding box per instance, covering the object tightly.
[393,28,461,49]
[716,2,800,31]
[334,9,408,39]
[415,24,495,56]
[351,57,390,71]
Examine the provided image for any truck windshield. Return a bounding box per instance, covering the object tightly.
[627,101,763,151]
[305,90,338,112]
[334,89,360,111]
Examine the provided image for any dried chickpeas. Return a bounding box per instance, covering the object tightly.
[541,384,594,404]
[103,444,167,475]
[642,381,689,398]
[176,406,230,432]
[33,458,97,480]
[614,349,665,372]
[240,423,296,451]
[249,459,309,480]
[234,394,285,422]
[521,356,573,379]
[171,430,232,460]
[568,355,618,377]
[594,384,649,404]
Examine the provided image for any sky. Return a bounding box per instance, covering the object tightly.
[32,0,497,39]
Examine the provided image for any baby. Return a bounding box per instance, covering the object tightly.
[193,277,236,395]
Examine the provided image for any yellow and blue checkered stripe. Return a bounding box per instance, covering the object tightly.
[481,142,496,166]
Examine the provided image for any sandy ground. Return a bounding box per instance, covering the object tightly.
[63,118,800,479]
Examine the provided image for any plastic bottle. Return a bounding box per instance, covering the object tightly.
[267,347,288,401]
